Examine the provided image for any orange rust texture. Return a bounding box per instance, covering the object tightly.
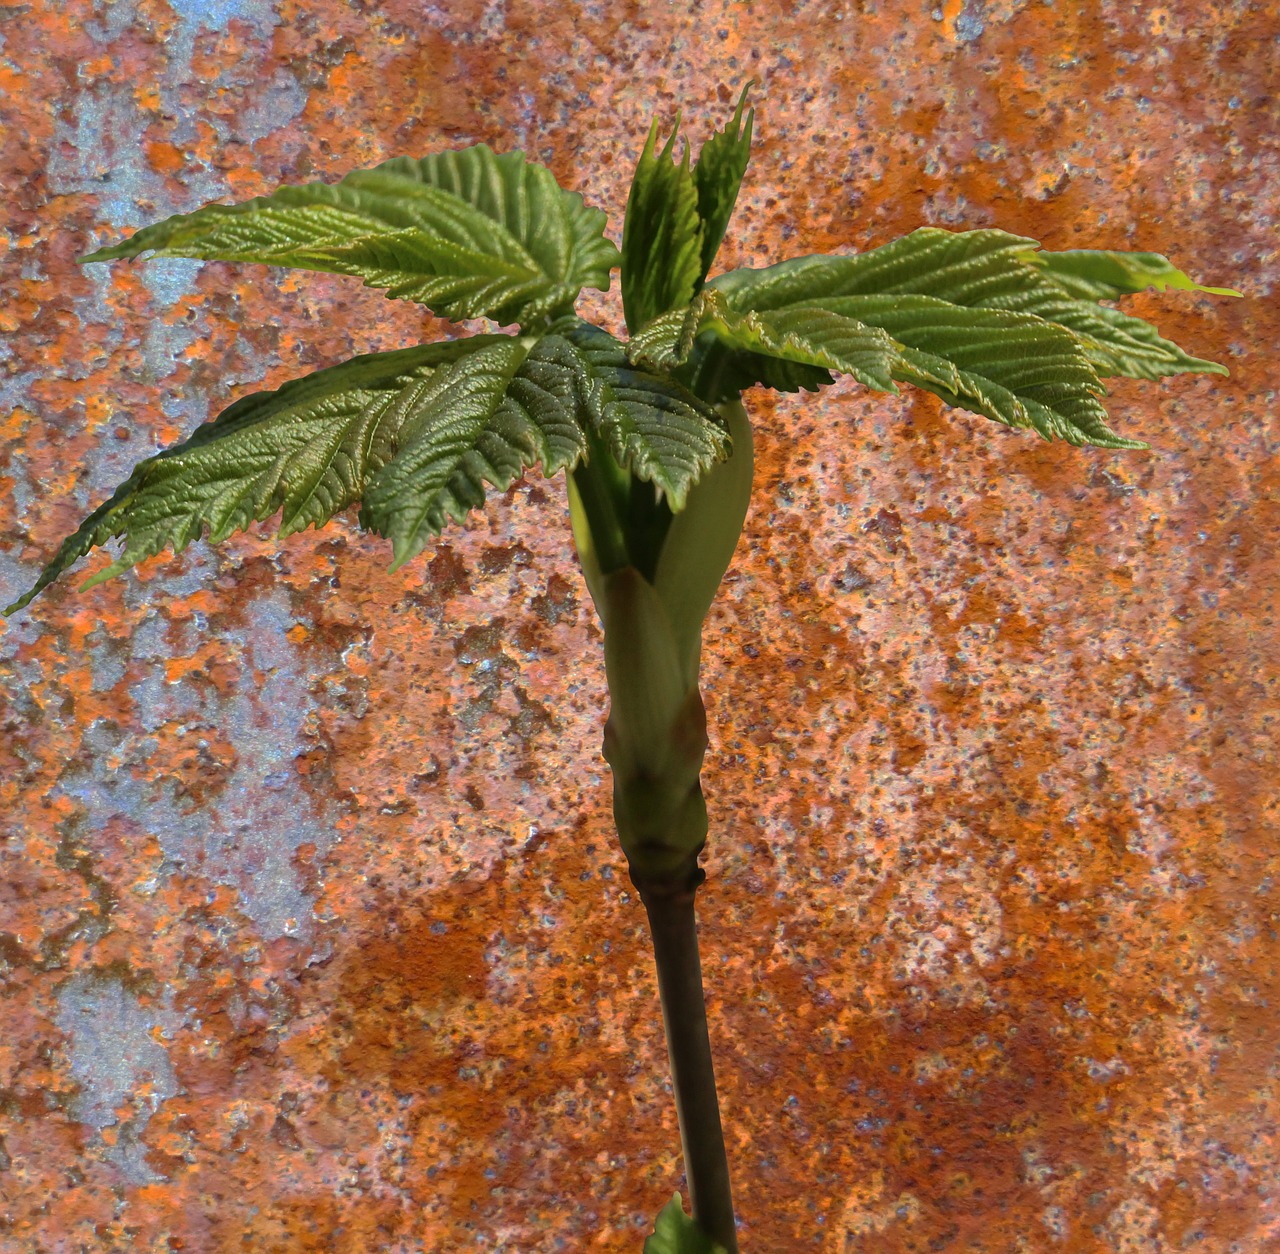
[0,1,1275,1251]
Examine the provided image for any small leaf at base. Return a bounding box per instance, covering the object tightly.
[644,1193,729,1254]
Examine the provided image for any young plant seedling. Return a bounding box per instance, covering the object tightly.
[4,83,1239,1252]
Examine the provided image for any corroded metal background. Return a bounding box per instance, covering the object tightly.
[1,2,1275,1250]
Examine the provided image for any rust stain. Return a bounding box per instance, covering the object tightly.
[0,0,1273,1250]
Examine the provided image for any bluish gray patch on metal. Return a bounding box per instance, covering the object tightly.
[55,974,180,1185]
[166,0,279,32]
[237,69,309,142]
[52,587,334,943]
[87,630,131,693]
[0,552,44,636]
[955,1,986,42]
[139,258,205,308]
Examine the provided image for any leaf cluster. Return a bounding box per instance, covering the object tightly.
[4,83,1237,615]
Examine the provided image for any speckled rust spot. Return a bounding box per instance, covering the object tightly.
[1,0,1275,1250]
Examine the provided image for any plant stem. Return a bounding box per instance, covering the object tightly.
[632,859,738,1253]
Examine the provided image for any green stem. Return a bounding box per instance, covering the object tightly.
[632,859,738,1253]
[571,425,632,575]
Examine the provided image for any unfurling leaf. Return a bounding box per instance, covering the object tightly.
[79,144,619,328]
[621,114,705,335]
[691,81,756,285]
[621,82,756,335]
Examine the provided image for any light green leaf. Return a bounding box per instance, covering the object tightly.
[1013,246,1243,300]
[644,1194,728,1254]
[79,144,619,327]
[653,397,755,689]
[621,115,705,335]
[818,293,1143,447]
[3,337,519,614]
[1002,246,1240,379]
[692,81,756,285]
[1028,298,1232,380]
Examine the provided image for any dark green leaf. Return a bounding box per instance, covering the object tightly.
[679,337,835,403]
[3,316,732,614]
[4,338,516,614]
[79,145,619,327]
[359,336,590,570]
[557,321,730,510]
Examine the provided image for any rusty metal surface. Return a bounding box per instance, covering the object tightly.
[1,1,1275,1250]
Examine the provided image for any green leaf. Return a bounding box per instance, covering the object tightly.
[822,294,1143,447]
[4,318,729,615]
[1003,245,1241,379]
[3,337,524,614]
[554,321,730,511]
[644,1194,728,1254]
[704,227,1238,444]
[79,144,619,327]
[691,81,756,285]
[358,335,592,570]
[1013,246,1243,300]
[629,288,900,396]
[672,333,836,404]
[621,82,756,337]
[621,115,705,335]
[813,293,1128,443]
[710,227,1234,382]
[361,318,730,571]
[1034,299,1232,381]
